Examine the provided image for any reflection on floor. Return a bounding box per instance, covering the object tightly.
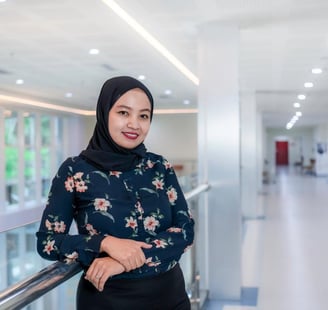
[203,166,328,310]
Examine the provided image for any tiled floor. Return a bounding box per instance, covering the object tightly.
[203,166,328,310]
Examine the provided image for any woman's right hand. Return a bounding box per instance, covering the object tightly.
[100,236,152,272]
[85,257,124,292]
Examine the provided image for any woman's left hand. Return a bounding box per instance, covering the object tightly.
[85,257,125,291]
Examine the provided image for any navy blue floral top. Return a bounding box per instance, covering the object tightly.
[36,153,194,279]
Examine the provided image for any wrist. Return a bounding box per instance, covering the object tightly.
[100,235,113,253]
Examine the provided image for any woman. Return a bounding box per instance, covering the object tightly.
[36,76,194,310]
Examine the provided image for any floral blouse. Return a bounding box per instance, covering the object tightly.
[36,153,194,279]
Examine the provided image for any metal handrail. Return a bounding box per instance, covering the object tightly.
[0,261,82,310]
[0,183,210,310]
[184,183,210,200]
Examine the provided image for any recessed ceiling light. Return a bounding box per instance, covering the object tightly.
[293,102,301,108]
[65,92,73,98]
[298,94,306,100]
[286,123,293,130]
[312,68,322,74]
[89,49,99,55]
[138,75,146,80]
[304,82,313,88]
[164,89,172,95]
[296,111,302,117]
[183,99,190,105]
[0,0,7,3]
[16,79,24,85]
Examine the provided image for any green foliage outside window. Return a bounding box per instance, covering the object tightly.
[5,147,51,180]
[5,147,18,180]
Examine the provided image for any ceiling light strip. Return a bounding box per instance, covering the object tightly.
[101,0,199,86]
[0,94,197,115]
[0,95,95,116]
[154,109,198,114]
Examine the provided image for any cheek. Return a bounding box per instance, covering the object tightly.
[108,115,122,134]
[141,123,151,135]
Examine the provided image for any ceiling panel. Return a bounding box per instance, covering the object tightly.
[0,0,328,128]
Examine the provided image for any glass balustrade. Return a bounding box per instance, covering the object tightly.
[0,171,207,310]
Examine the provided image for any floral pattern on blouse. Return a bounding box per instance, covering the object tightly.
[36,153,194,279]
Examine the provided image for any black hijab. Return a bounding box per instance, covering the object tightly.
[80,76,154,172]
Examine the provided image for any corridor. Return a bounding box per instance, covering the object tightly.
[205,166,328,310]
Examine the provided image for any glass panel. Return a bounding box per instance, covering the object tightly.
[41,116,51,145]
[41,116,51,198]
[55,117,63,167]
[24,114,36,204]
[0,223,48,288]
[0,222,80,310]
[5,111,19,208]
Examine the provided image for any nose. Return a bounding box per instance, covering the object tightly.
[127,116,139,129]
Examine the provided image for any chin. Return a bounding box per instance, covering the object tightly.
[121,142,140,149]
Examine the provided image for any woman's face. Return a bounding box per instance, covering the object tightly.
[108,88,152,149]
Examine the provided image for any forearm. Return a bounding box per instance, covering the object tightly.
[36,231,105,266]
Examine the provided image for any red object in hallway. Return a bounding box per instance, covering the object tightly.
[276,141,289,165]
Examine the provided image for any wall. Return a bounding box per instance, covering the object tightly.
[146,113,198,175]
[64,115,96,158]
[313,123,328,176]
[68,113,198,175]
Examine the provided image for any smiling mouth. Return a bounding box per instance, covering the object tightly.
[123,132,139,140]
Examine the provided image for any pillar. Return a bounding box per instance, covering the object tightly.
[240,91,258,218]
[197,22,242,300]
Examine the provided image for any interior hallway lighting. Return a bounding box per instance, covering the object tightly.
[312,68,322,74]
[154,108,197,115]
[0,94,95,116]
[89,48,100,55]
[101,0,199,86]
[304,82,313,88]
[0,94,197,116]
[16,79,24,85]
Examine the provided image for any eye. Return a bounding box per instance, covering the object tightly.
[118,110,128,116]
[140,114,150,120]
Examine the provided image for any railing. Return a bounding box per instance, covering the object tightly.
[0,183,210,310]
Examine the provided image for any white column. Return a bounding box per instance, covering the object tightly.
[256,111,265,193]
[197,22,242,300]
[18,111,25,209]
[240,91,258,218]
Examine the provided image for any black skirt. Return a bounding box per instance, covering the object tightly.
[76,264,191,310]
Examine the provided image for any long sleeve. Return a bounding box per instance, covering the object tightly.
[131,158,195,275]
[36,158,105,267]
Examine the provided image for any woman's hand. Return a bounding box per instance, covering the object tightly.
[85,257,124,292]
[100,236,152,272]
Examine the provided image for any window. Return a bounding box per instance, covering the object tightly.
[24,113,37,205]
[2,110,64,210]
[5,110,19,208]
[41,116,51,198]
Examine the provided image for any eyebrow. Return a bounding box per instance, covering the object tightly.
[115,104,151,113]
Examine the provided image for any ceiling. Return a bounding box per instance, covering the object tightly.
[1,0,328,128]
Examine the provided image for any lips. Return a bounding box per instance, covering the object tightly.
[122,132,139,140]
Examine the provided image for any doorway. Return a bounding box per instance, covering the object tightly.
[276,141,289,165]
